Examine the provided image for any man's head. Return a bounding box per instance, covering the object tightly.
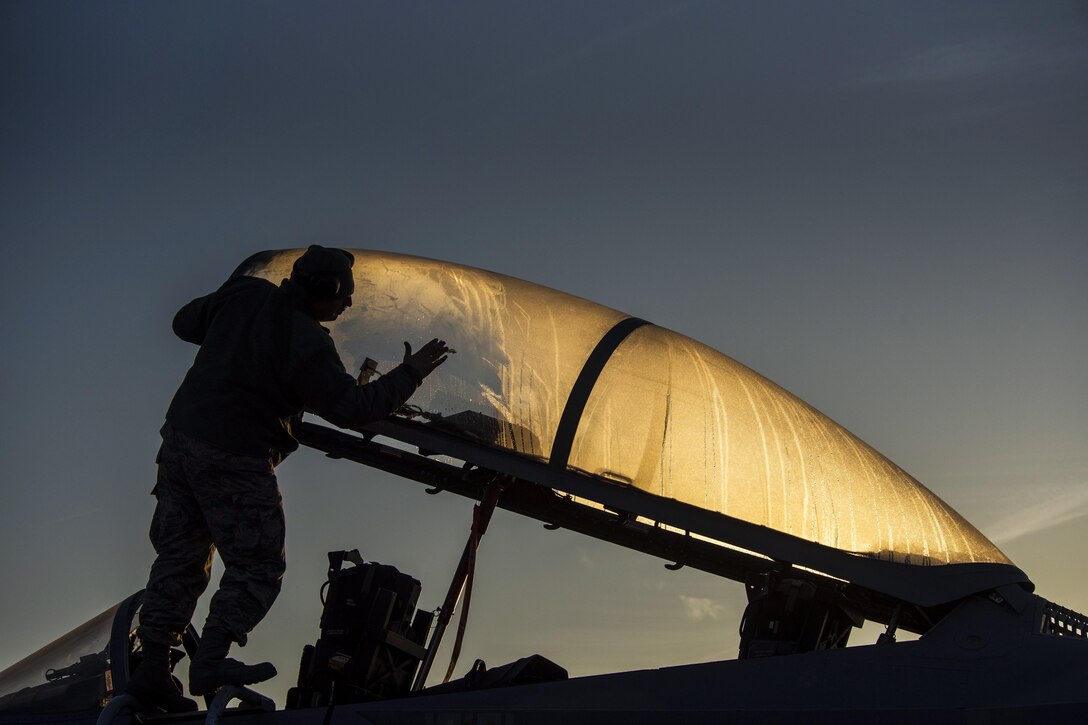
[290,245,355,321]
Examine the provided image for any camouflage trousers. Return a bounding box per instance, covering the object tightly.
[138,423,286,648]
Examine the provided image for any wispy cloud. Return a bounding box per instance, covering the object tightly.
[48,507,105,525]
[986,482,1088,545]
[856,37,1088,87]
[679,595,726,622]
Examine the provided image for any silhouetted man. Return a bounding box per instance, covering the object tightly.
[127,246,450,712]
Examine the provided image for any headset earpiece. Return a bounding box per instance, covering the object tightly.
[306,273,340,298]
[291,245,354,299]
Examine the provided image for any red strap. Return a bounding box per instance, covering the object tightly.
[443,501,483,683]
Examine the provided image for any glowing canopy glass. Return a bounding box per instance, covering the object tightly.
[239,250,1009,568]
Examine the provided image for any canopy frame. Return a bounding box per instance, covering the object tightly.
[297,417,1029,633]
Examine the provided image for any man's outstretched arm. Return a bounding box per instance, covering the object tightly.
[297,337,452,429]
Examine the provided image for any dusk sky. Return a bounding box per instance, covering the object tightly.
[2,1,1085,704]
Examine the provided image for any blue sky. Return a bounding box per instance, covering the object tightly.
[1,0,1085,703]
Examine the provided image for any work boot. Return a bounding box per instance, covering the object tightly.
[124,641,199,713]
[188,628,276,696]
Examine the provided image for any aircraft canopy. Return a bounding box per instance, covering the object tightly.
[238,250,1010,570]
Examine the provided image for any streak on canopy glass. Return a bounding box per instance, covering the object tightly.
[567,325,1009,566]
[242,250,625,459]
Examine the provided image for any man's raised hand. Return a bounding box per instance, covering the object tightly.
[403,338,452,379]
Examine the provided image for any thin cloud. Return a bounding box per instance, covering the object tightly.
[48,507,105,525]
[679,595,726,622]
[986,482,1088,546]
[855,38,1088,87]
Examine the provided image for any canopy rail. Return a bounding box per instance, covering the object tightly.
[295,419,986,634]
[331,416,1028,608]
